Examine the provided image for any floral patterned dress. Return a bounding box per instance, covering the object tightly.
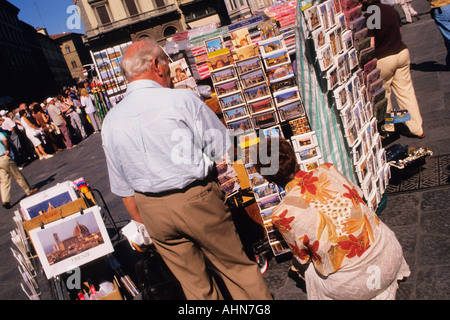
[272,163,410,299]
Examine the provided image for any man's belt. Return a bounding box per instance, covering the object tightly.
[135,174,216,198]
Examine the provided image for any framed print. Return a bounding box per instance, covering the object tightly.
[273,87,298,105]
[20,181,78,221]
[206,51,233,71]
[297,145,322,162]
[291,132,318,151]
[219,92,245,110]
[301,156,323,171]
[270,75,297,93]
[317,44,333,71]
[312,27,327,50]
[205,36,223,54]
[253,183,279,201]
[263,50,290,69]
[235,56,262,74]
[233,43,259,61]
[214,79,240,97]
[327,65,339,90]
[210,66,237,84]
[239,68,267,89]
[247,97,275,115]
[259,36,286,56]
[28,206,114,279]
[318,3,331,31]
[304,5,321,31]
[262,125,284,139]
[223,105,249,123]
[230,27,252,49]
[252,110,279,128]
[267,62,294,82]
[227,117,253,132]
[278,100,306,121]
[244,83,271,102]
[257,193,282,210]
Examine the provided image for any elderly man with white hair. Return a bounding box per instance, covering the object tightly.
[101,39,272,300]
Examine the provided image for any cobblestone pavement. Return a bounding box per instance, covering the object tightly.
[1,2,448,300]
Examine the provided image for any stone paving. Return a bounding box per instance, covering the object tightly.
[1,1,449,300]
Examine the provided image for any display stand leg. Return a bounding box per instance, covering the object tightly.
[91,188,120,240]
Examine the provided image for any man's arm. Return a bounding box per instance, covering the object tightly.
[122,196,143,223]
[1,137,10,156]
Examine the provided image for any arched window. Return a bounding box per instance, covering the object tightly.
[163,26,178,38]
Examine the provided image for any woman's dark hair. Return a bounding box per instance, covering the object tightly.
[254,137,300,188]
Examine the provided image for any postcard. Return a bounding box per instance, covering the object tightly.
[205,36,223,54]
[340,103,353,128]
[337,13,347,31]
[290,132,318,151]
[289,117,311,136]
[262,125,284,139]
[297,145,321,162]
[352,138,364,164]
[259,36,286,56]
[258,19,281,40]
[348,48,359,71]
[28,206,114,279]
[257,193,281,210]
[355,153,368,183]
[359,46,376,68]
[214,79,240,97]
[244,83,271,102]
[345,120,358,147]
[169,59,191,85]
[333,84,348,110]
[318,2,331,31]
[349,16,366,32]
[227,116,253,132]
[247,97,275,115]
[269,75,297,93]
[223,105,249,123]
[235,56,263,74]
[274,88,300,107]
[317,44,333,71]
[312,27,327,50]
[206,50,233,71]
[219,92,245,110]
[327,65,339,90]
[326,27,340,56]
[239,68,267,89]
[345,5,362,23]
[301,156,323,171]
[252,110,279,128]
[266,62,294,82]
[230,27,252,49]
[248,172,267,188]
[233,43,260,61]
[326,0,337,27]
[253,183,279,200]
[20,181,79,221]
[263,50,290,69]
[278,99,306,121]
[303,5,321,31]
[210,66,237,84]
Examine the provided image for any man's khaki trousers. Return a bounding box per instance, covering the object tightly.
[134,180,272,300]
[0,155,32,204]
[378,48,424,136]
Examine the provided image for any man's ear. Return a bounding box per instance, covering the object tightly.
[152,57,164,77]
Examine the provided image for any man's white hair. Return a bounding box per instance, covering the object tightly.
[120,38,168,80]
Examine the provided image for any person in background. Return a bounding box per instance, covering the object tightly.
[102,39,272,300]
[0,121,38,209]
[0,110,27,168]
[46,97,75,150]
[19,110,53,160]
[397,0,419,23]
[57,94,87,141]
[80,88,101,134]
[362,0,425,138]
[33,104,61,154]
[254,137,410,299]
[430,0,450,67]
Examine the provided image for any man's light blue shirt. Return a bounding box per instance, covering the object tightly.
[102,80,231,197]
